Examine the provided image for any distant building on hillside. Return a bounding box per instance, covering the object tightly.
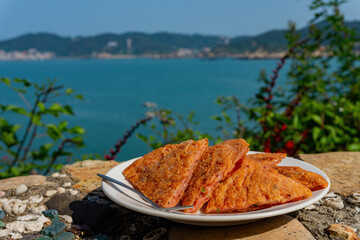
[126,38,132,49]
[107,41,118,48]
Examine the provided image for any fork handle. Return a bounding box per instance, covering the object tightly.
[97,173,158,208]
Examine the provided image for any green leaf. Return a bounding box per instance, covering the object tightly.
[75,94,84,100]
[69,126,85,134]
[49,103,63,112]
[63,105,74,115]
[1,77,11,86]
[347,143,360,151]
[65,88,74,94]
[211,116,222,121]
[46,124,62,141]
[311,115,323,125]
[59,121,68,131]
[37,102,45,112]
[312,127,321,140]
[4,105,27,115]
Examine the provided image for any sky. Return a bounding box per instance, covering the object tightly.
[0,0,359,40]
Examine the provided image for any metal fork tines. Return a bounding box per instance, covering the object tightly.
[97,173,194,211]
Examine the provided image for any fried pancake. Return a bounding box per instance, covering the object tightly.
[247,153,287,168]
[123,138,208,208]
[181,139,249,213]
[205,157,312,213]
[275,166,328,191]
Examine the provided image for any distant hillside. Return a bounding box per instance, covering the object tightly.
[0,21,359,57]
[0,32,224,57]
[215,20,360,54]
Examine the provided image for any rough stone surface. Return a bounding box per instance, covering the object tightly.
[40,221,66,237]
[169,215,315,240]
[62,160,120,193]
[53,232,74,240]
[328,224,360,240]
[299,152,360,195]
[45,194,83,216]
[0,175,46,191]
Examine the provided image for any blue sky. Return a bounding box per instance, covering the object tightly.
[0,0,359,40]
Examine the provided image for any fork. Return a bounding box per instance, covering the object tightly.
[97,173,194,211]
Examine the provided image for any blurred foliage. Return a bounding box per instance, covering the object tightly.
[0,78,85,178]
[138,0,360,155]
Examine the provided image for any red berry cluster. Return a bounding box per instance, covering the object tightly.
[104,117,153,160]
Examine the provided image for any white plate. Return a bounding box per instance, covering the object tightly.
[101,151,330,226]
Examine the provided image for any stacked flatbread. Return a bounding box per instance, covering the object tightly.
[123,138,328,213]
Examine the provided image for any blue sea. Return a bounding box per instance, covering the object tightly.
[0,58,289,162]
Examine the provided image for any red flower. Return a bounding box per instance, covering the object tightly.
[285,141,295,149]
[281,124,287,131]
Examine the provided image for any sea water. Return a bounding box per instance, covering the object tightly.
[0,58,289,161]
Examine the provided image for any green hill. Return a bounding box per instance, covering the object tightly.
[0,20,359,57]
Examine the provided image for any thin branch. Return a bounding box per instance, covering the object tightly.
[18,93,32,110]
[43,139,72,175]
[104,117,153,160]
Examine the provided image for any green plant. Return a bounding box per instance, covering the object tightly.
[0,78,85,178]
[137,0,360,155]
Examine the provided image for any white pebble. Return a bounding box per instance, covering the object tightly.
[87,195,99,202]
[0,229,10,237]
[325,192,338,198]
[45,190,57,197]
[355,207,360,213]
[62,182,71,188]
[0,191,5,198]
[51,172,60,178]
[12,200,21,215]
[323,197,344,210]
[96,199,109,205]
[9,232,22,239]
[69,189,78,196]
[6,221,25,233]
[28,195,43,204]
[2,201,12,215]
[304,204,317,210]
[15,184,28,195]
[59,215,73,224]
[30,205,46,215]
[57,187,66,194]
[37,215,51,224]
[17,214,39,221]
[59,173,67,178]
[24,221,44,232]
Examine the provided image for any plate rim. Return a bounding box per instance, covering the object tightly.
[102,152,330,223]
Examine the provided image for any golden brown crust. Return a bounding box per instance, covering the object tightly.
[205,157,312,213]
[275,166,328,191]
[181,139,249,213]
[247,153,287,168]
[123,138,208,208]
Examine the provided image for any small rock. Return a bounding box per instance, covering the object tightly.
[0,229,10,237]
[45,190,57,197]
[143,228,167,240]
[62,182,71,188]
[348,193,360,204]
[59,174,67,178]
[36,236,52,240]
[29,195,44,204]
[54,232,74,240]
[129,223,136,232]
[323,197,344,210]
[35,236,51,240]
[16,184,28,195]
[93,234,108,240]
[25,221,45,232]
[59,215,73,224]
[87,195,99,202]
[17,214,39,221]
[51,172,60,178]
[2,201,12,215]
[12,200,27,215]
[328,224,359,240]
[325,192,338,198]
[304,204,317,210]
[0,210,5,220]
[9,232,23,239]
[96,199,109,205]
[355,207,360,214]
[40,221,66,237]
[69,189,78,196]
[57,187,66,194]
[0,191,5,198]
[30,206,46,215]
[0,221,5,228]
[6,221,25,233]
[42,209,58,218]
